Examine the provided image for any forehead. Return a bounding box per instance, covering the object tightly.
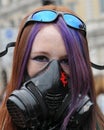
[30,24,67,57]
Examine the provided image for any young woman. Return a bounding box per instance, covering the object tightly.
[0,4,104,130]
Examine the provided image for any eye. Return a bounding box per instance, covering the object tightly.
[31,55,49,62]
[60,58,69,65]
[60,58,70,75]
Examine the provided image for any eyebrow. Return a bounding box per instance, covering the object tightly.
[30,51,50,57]
[60,55,68,59]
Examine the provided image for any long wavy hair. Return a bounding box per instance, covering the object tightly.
[0,5,104,130]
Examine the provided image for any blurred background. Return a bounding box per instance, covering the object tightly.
[0,0,104,113]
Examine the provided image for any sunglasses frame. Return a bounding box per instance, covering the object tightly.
[24,10,86,32]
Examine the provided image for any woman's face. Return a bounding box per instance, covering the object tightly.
[27,24,69,77]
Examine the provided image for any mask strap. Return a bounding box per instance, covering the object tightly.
[0,42,104,70]
[0,42,15,57]
[91,62,104,70]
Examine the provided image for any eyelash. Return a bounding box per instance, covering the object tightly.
[31,55,49,62]
[60,58,69,65]
[31,55,69,65]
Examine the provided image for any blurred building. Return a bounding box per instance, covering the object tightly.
[0,0,104,98]
[0,0,41,100]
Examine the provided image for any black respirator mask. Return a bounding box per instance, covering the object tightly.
[6,60,93,130]
[6,60,70,129]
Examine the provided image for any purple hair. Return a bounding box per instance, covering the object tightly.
[17,23,43,88]
[56,18,94,130]
[55,17,94,130]
[18,17,95,130]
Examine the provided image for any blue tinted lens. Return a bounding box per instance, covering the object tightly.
[27,10,86,32]
[32,10,57,22]
[64,14,85,30]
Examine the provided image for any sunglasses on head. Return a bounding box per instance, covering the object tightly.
[25,10,86,33]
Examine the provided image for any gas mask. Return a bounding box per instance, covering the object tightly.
[6,60,93,130]
[6,60,70,129]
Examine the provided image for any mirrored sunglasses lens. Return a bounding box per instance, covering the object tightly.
[64,14,84,30]
[32,11,57,22]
